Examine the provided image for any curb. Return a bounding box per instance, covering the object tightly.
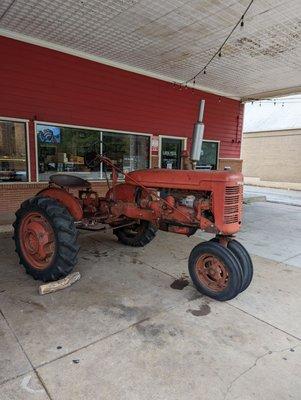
[243,195,267,204]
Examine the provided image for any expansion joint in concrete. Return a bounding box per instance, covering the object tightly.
[0,307,53,399]
[227,303,301,341]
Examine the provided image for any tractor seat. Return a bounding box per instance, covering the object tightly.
[49,174,91,188]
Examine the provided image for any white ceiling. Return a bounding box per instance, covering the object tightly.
[1,0,301,99]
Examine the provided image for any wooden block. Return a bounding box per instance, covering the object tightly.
[39,272,81,295]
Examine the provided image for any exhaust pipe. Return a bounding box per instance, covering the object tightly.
[190,100,205,164]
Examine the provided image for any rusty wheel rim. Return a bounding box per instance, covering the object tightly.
[19,212,55,270]
[195,253,229,292]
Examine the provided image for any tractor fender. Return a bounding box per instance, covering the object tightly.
[37,187,83,221]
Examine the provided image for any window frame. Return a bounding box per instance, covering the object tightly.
[34,120,152,182]
[0,116,31,183]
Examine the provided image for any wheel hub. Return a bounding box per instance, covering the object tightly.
[196,254,229,292]
[20,212,55,269]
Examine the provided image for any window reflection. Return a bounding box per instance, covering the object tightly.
[0,120,28,182]
[37,124,150,181]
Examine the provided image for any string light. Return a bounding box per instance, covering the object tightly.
[181,0,254,87]
[248,98,301,105]
[247,97,301,109]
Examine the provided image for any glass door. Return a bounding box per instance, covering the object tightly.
[160,137,183,169]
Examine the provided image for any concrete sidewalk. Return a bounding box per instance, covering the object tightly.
[0,216,300,399]
[244,185,301,207]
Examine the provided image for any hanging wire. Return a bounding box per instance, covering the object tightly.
[0,0,17,22]
[182,0,254,86]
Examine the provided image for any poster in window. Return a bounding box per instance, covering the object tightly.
[151,137,159,153]
[38,125,61,144]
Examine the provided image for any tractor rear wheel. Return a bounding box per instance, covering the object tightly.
[13,196,79,282]
[114,220,157,247]
[210,238,253,292]
[188,241,242,301]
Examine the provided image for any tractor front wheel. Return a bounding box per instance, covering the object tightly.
[13,196,79,282]
[210,237,253,293]
[114,220,157,247]
[188,241,243,301]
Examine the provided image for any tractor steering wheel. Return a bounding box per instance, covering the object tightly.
[84,151,100,169]
[84,140,106,169]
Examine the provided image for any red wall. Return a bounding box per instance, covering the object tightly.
[0,36,243,218]
[0,36,243,157]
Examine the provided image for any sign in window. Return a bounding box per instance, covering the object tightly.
[160,138,183,169]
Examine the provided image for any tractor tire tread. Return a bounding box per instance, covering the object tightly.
[228,239,253,292]
[14,196,79,282]
[114,221,157,247]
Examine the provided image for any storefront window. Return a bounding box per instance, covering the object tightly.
[103,131,150,178]
[37,125,101,181]
[0,120,28,182]
[37,124,150,181]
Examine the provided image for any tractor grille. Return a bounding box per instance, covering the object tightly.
[224,185,243,224]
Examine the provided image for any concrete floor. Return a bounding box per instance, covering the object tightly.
[0,202,300,399]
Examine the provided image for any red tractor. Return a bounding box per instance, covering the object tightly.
[13,102,252,301]
[13,152,252,301]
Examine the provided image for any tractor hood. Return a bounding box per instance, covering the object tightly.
[126,169,243,190]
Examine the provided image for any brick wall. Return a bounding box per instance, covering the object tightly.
[242,129,301,183]
[0,182,109,224]
[219,158,243,173]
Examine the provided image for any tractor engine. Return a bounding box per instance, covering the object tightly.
[103,168,244,237]
[157,189,212,235]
